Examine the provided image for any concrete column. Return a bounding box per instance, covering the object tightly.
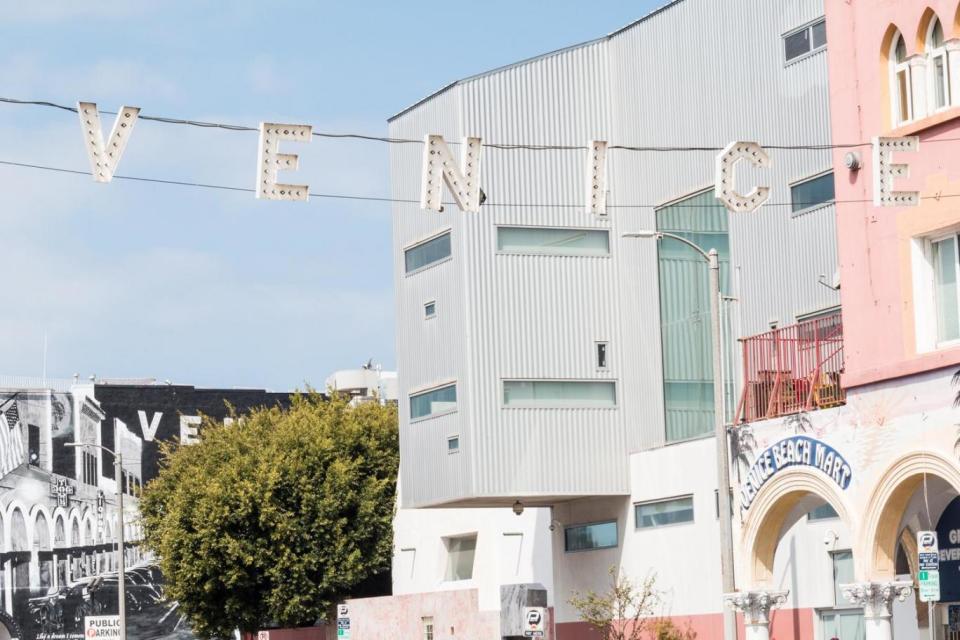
[908,55,929,120]
[841,581,913,640]
[724,590,789,640]
[944,40,960,107]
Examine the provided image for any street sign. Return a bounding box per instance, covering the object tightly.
[920,570,941,602]
[336,603,350,640]
[918,531,941,602]
[523,607,546,639]
[84,616,121,640]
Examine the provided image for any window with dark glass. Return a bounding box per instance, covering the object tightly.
[564,521,618,552]
[791,172,835,213]
[405,232,451,273]
[784,18,827,62]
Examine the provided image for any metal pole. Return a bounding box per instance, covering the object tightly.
[710,248,737,640]
[115,445,126,640]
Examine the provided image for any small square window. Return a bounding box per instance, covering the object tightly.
[596,342,608,369]
[424,301,437,319]
[447,435,459,453]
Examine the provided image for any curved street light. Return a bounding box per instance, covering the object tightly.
[623,230,736,640]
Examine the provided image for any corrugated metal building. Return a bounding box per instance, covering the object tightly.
[385,0,844,638]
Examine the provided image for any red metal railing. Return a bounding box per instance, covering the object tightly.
[735,312,845,423]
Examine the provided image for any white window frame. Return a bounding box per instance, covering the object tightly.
[409,381,458,423]
[446,434,459,454]
[913,230,960,353]
[424,300,437,320]
[930,231,960,347]
[634,495,695,530]
[595,341,609,370]
[403,229,452,276]
[891,33,914,124]
[501,379,618,409]
[443,533,478,582]
[422,617,434,640]
[495,225,611,257]
[782,17,827,65]
[927,18,951,113]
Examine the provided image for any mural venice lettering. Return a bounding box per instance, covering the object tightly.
[739,436,852,510]
[0,383,290,640]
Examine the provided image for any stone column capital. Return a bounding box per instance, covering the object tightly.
[907,54,929,68]
[944,38,960,52]
[723,590,789,626]
[840,581,913,619]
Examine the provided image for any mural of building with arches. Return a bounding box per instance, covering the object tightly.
[0,378,289,640]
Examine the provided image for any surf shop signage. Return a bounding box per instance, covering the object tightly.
[740,436,852,510]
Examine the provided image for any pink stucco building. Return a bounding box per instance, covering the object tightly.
[827,0,960,389]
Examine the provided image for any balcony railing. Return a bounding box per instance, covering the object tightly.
[735,312,845,423]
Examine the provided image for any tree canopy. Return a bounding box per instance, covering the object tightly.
[140,392,399,638]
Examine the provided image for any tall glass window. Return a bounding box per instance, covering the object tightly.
[933,235,960,343]
[892,34,913,124]
[405,232,451,273]
[502,380,616,408]
[497,227,610,256]
[928,18,950,111]
[410,384,457,420]
[445,535,477,581]
[655,190,731,442]
[564,521,618,552]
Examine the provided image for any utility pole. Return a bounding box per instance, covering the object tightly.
[710,248,737,640]
[623,233,738,640]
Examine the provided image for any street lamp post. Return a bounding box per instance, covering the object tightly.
[66,436,125,640]
[623,230,737,640]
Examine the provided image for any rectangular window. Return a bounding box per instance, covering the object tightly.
[808,503,839,521]
[424,301,436,319]
[790,172,835,213]
[832,550,855,606]
[784,18,826,62]
[422,617,434,640]
[405,232,451,273]
[596,342,608,369]
[447,435,459,453]
[932,235,960,343]
[934,53,949,109]
[564,521,618,552]
[635,496,694,529]
[502,380,616,408]
[445,535,477,581]
[897,68,912,123]
[497,226,610,256]
[656,189,733,442]
[410,384,457,420]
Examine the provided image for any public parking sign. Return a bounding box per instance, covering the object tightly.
[523,607,546,638]
[84,616,121,640]
[919,531,941,602]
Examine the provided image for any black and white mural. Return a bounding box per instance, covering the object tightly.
[0,383,290,640]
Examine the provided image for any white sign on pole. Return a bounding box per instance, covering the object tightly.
[918,530,941,602]
[336,603,350,640]
[84,616,121,640]
[523,607,546,638]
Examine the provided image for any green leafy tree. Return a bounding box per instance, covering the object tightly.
[140,392,398,639]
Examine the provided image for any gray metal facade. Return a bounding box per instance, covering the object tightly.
[390,0,838,508]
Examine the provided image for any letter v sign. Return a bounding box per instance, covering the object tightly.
[137,410,163,441]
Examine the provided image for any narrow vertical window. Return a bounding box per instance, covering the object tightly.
[424,301,437,319]
[892,34,913,124]
[447,435,459,453]
[422,617,434,640]
[596,342,608,369]
[928,18,950,110]
[932,235,960,343]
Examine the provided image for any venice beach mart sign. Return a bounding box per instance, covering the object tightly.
[75,101,919,211]
[739,435,852,510]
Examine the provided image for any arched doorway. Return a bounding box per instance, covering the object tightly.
[32,512,50,590]
[861,452,960,640]
[740,466,858,640]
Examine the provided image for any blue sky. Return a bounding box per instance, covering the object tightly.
[0,1,659,391]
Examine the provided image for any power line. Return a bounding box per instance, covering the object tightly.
[0,157,948,209]
[0,95,945,152]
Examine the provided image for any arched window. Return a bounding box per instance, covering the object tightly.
[927,17,950,110]
[892,33,913,123]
